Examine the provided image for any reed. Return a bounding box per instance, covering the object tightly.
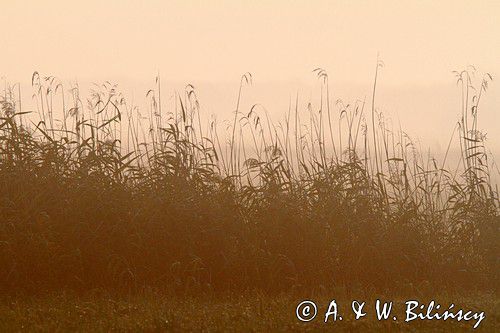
[0,67,497,294]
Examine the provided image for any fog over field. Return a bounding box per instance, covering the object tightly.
[2,0,499,177]
[10,77,500,186]
[0,2,499,331]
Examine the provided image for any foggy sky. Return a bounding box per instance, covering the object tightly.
[1,0,499,160]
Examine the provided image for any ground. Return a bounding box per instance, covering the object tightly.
[0,292,497,332]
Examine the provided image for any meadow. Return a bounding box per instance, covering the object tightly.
[0,292,498,331]
[0,67,498,330]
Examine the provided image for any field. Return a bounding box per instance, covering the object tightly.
[0,67,498,331]
[0,292,498,332]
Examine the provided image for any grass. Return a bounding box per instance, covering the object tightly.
[0,66,498,330]
[0,292,498,332]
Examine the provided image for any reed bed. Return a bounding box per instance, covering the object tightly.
[0,67,498,294]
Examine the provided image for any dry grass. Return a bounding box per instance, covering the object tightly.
[0,292,498,332]
[0,67,498,297]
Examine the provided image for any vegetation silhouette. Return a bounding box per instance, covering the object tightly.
[0,67,498,295]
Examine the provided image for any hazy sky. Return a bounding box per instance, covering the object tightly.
[1,0,499,156]
[2,0,500,82]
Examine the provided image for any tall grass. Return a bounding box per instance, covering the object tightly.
[0,68,498,294]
